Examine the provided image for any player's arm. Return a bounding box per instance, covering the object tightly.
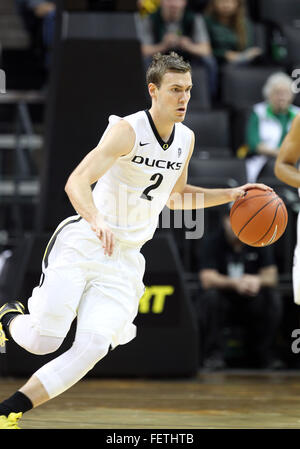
[65,120,135,255]
[275,113,300,188]
[166,131,273,210]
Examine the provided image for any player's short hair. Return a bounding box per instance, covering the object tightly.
[146,52,191,88]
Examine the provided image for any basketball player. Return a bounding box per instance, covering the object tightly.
[0,52,271,428]
[274,113,300,304]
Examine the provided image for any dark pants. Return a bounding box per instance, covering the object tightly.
[197,287,283,366]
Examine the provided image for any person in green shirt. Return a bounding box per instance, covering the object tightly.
[204,0,262,64]
[245,72,299,182]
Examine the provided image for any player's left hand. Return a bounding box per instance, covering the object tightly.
[230,183,273,201]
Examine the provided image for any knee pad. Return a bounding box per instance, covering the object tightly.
[28,333,64,355]
[71,332,110,369]
[10,315,64,355]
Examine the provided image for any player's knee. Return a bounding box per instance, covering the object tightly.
[29,334,64,355]
[72,332,110,370]
[9,314,65,355]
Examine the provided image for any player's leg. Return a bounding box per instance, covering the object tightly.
[0,276,90,428]
[14,254,143,414]
[0,264,86,356]
[0,273,117,426]
[0,291,86,428]
[0,230,88,427]
[0,244,144,428]
[24,330,110,403]
[8,314,64,355]
[0,330,111,428]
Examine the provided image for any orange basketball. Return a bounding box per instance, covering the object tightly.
[229,188,288,247]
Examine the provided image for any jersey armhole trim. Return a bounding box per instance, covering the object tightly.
[119,118,138,161]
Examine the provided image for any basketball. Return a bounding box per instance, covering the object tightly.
[229,188,288,247]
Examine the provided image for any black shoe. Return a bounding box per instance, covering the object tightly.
[0,301,25,342]
[0,301,25,322]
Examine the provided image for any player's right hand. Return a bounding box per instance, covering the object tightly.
[90,213,115,256]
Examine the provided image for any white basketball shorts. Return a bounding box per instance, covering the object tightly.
[27,216,146,348]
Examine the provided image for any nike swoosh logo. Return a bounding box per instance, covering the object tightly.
[140,142,150,146]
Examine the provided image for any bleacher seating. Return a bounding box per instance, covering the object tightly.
[282,26,300,67]
[0,0,298,289]
[184,110,232,159]
[0,0,45,240]
[258,0,300,27]
[221,65,286,110]
[187,66,211,111]
[188,158,248,188]
[252,22,268,55]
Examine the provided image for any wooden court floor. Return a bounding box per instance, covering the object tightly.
[1,371,300,429]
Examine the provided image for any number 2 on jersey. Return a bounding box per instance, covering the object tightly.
[141,173,163,201]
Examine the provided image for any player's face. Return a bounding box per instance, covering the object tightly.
[155,71,192,123]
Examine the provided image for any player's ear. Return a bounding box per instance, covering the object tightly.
[148,82,158,100]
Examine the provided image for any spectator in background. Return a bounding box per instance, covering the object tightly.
[137,0,210,14]
[197,209,283,370]
[137,0,160,16]
[15,0,56,70]
[244,72,299,183]
[135,0,218,98]
[204,0,262,65]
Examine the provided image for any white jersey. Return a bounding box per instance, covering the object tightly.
[92,110,193,247]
